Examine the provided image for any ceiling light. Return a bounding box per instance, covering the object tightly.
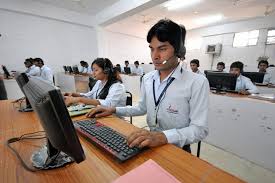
[163,0,202,11]
[194,14,223,25]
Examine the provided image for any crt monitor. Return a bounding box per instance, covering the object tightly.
[66,66,73,73]
[242,72,265,83]
[124,67,131,74]
[15,73,33,112]
[1,65,11,78]
[206,72,237,92]
[72,66,79,74]
[22,77,85,169]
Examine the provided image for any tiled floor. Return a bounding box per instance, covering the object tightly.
[129,98,275,183]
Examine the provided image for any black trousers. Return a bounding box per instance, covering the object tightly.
[182,144,191,153]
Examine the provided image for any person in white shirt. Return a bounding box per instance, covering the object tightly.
[64,58,126,107]
[79,61,92,74]
[190,59,205,76]
[230,61,258,94]
[33,58,54,85]
[24,58,40,77]
[131,61,144,76]
[216,62,226,72]
[86,19,209,153]
[258,60,272,84]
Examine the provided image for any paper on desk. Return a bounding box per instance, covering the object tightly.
[112,159,181,183]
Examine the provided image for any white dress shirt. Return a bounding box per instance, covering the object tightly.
[40,65,53,85]
[116,64,209,148]
[195,69,205,76]
[131,66,144,76]
[80,80,126,107]
[263,72,272,84]
[80,66,92,74]
[25,65,40,77]
[235,75,259,94]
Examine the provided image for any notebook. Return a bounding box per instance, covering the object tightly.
[112,159,181,183]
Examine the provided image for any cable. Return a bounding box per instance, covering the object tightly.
[6,131,46,172]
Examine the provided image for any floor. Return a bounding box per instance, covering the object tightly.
[127,98,275,183]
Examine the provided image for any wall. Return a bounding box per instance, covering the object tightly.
[0,9,98,73]
[185,15,275,72]
[97,28,151,65]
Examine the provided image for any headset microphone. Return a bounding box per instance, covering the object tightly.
[162,55,175,64]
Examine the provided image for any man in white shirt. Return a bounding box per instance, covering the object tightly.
[33,58,54,85]
[131,61,144,76]
[190,59,205,76]
[258,60,272,84]
[230,61,258,94]
[80,61,92,74]
[86,19,209,153]
[216,62,226,72]
[24,58,40,77]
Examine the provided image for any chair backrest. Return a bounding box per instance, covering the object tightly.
[125,91,132,106]
[89,77,97,91]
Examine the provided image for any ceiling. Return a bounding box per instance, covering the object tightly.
[105,0,275,37]
[30,0,120,15]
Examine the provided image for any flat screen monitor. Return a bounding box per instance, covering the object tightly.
[206,72,237,92]
[204,70,221,76]
[66,66,73,74]
[242,72,265,83]
[124,67,131,74]
[2,65,11,78]
[72,66,79,74]
[22,77,85,169]
[63,66,68,72]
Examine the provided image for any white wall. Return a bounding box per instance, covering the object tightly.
[0,9,98,73]
[97,28,151,65]
[185,15,275,72]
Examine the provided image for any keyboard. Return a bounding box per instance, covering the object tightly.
[74,119,143,162]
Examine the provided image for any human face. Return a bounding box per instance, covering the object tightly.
[217,65,224,71]
[258,63,268,72]
[24,62,32,68]
[230,68,241,76]
[190,63,198,72]
[33,61,39,67]
[149,36,177,71]
[92,64,108,81]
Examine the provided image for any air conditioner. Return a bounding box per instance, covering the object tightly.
[205,43,222,55]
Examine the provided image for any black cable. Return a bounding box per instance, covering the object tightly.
[6,131,46,172]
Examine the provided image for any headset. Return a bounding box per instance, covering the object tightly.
[103,58,113,74]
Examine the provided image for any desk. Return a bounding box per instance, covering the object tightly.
[207,93,275,172]
[0,100,244,183]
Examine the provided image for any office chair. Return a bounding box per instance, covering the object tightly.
[197,141,201,158]
[89,77,97,91]
[125,91,133,124]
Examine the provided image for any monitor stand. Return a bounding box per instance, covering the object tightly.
[31,139,74,170]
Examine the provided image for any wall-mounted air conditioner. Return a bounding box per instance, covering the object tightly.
[205,43,222,55]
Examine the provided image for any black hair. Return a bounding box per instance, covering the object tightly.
[24,58,33,65]
[134,61,139,65]
[125,60,129,64]
[258,60,269,67]
[230,61,244,72]
[33,58,44,65]
[217,62,225,68]
[92,58,122,99]
[147,19,185,56]
[190,59,200,67]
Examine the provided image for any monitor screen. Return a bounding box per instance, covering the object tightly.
[22,77,85,169]
[2,65,11,78]
[204,70,221,76]
[66,66,73,73]
[124,67,131,74]
[242,72,265,83]
[15,73,32,111]
[63,66,68,72]
[72,66,79,74]
[206,72,237,92]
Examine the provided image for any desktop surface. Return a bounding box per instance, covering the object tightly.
[0,100,245,183]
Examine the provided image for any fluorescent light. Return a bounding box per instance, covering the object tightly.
[194,14,223,25]
[163,0,202,11]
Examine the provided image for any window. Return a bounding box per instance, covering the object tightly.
[266,29,275,45]
[233,30,259,47]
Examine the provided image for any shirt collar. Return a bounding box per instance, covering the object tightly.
[152,63,182,82]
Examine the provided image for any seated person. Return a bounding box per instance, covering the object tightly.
[190,59,205,76]
[24,58,41,77]
[64,58,126,107]
[79,61,92,74]
[33,58,54,85]
[115,64,122,73]
[230,61,258,95]
[216,62,225,72]
[258,60,272,84]
[123,60,131,74]
[131,61,144,76]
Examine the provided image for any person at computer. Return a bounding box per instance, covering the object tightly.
[216,62,225,72]
[64,58,126,107]
[86,19,209,153]
[122,60,132,74]
[190,59,205,76]
[24,58,40,77]
[115,64,122,73]
[258,60,272,84]
[79,60,92,74]
[131,61,144,76]
[230,61,258,95]
[33,58,54,85]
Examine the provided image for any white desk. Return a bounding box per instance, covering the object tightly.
[206,93,275,172]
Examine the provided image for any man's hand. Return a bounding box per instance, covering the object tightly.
[86,105,115,118]
[238,90,250,95]
[64,92,73,97]
[127,129,168,148]
[64,96,78,106]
